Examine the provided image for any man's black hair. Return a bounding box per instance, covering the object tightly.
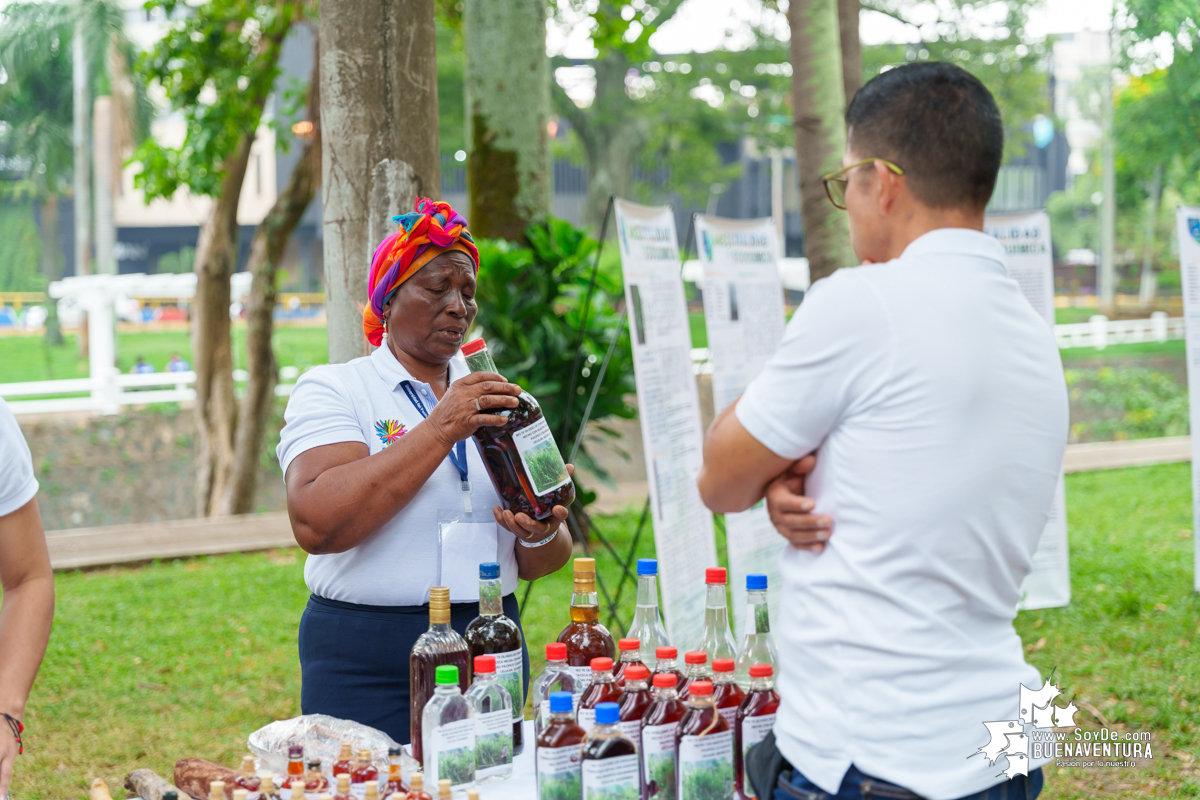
[845,61,1003,210]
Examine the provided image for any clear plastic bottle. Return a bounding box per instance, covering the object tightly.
[674,680,734,800]
[421,665,475,793]
[640,673,685,800]
[613,637,646,688]
[679,651,712,700]
[652,646,686,690]
[616,664,652,752]
[536,692,585,800]
[735,664,780,800]
[577,656,622,735]
[712,658,746,732]
[733,573,777,690]
[626,558,671,670]
[532,642,577,739]
[465,655,513,784]
[410,587,470,765]
[581,702,640,798]
[696,567,738,665]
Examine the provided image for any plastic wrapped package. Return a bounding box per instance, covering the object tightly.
[247,714,418,783]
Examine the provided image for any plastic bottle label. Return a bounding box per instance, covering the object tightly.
[582,754,640,799]
[539,699,551,729]
[511,417,571,495]
[718,704,739,731]
[349,779,369,800]
[569,665,594,699]
[677,729,734,800]
[537,744,583,797]
[741,712,776,758]
[745,604,757,637]
[493,648,525,718]
[475,707,514,780]
[641,722,680,800]
[618,718,643,750]
[429,717,475,788]
[577,706,597,734]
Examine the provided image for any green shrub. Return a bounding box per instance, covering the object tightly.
[1065,367,1188,442]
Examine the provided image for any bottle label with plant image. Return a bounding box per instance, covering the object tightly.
[430,718,475,788]
[582,754,640,799]
[474,708,513,780]
[492,648,524,720]
[510,418,571,495]
[536,745,582,797]
[677,730,733,800]
[642,722,680,800]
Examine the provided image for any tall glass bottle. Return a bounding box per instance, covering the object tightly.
[536,692,585,800]
[674,680,733,800]
[640,673,685,800]
[735,665,780,800]
[421,665,475,793]
[626,558,671,670]
[696,568,737,664]
[410,587,470,765]
[613,638,646,687]
[464,562,524,755]
[556,557,615,699]
[581,703,640,799]
[461,338,575,519]
[532,642,576,739]
[466,655,513,784]
[733,574,777,690]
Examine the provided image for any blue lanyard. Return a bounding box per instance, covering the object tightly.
[400,381,470,485]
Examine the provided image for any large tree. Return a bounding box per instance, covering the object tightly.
[133,0,301,516]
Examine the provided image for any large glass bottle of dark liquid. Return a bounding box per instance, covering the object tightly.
[410,586,469,764]
[674,680,734,800]
[556,557,615,700]
[735,664,780,800]
[461,338,575,520]
[464,561,524,755]
[581,702,640,799]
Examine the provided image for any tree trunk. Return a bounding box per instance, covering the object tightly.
[220,35,323,516]
[463,0,551,242]
[73,20,90,278]
[39,195,64,346]
[192,135,254,517]
[93,95,117,275]
[837,0,862,103]
[788,0,855,282]
[320,0,440,364]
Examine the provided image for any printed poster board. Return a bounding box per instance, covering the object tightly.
[1175,207,1200,592]
[695,215,787,636]
[615,198,719,647]
[985,210,1071,609]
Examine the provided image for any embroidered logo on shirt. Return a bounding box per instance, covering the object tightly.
[375,419,406,447]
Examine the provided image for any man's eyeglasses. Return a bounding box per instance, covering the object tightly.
[821,158,905,210]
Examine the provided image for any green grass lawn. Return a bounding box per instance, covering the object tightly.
[9,463,1198,798]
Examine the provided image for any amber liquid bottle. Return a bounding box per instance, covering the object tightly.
[349,750,376,799]
[404,772,432,800]
[536,691,586,799]
[304,759,329,794]
[410,587,470,765]
[464,561,524,755]
[613,637,647,688]
[333,743,354,776]
[235,755,261,795]
[674,680,734,800]
[640,673,685,800]
[735,665,780,800]
[281,746,306,798]
[557,557,616,702]
[581,702,641,798]
[461,338,575,520]
[383,747,405,796]
[712,658,746,732]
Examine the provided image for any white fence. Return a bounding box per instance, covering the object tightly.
[1054,311,1182,350]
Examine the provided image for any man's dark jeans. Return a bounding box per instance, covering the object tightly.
[774,764,1044,800]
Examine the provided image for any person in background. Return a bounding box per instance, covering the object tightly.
[0,399,55,798]
[132,357,155,374]
[698,62,1067,800]
[166,353,190,372]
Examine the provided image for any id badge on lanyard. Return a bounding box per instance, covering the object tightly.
[401,380,473,514]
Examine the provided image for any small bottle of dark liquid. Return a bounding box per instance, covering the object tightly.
[536,692,586,799]
[674,680,734,800]
[461,338,575,519]
[403,772,432,800]
[280,746,305,799]
[464,561,524,755]
[410,586,470,764]
[333,743,354,777]
[616,664,652,752]
[582,702,641,798]
[235,755,262,796]
[640,673,685,800]
[383,747,405,797]
[735,664,780,800]
[712,658,746,732]
[557,557,616,700]
[578,656,622,736]
[652,646,686,690]
[304,759,329,795]
[613,637,647,688]
[679,651,711,699]
[349,750,376,799]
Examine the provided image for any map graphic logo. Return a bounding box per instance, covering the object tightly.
[971,675,1078,778]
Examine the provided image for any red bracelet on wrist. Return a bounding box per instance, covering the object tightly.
[2,713,22,754]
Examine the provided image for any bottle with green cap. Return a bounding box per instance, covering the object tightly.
[421,664,475,793]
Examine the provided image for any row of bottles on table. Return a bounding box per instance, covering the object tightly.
[232,771,461,800]
[278,744,405,800]
[535,661,779,800]
[696,568,778,689]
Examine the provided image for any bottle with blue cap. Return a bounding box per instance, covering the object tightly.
[421,664,475,792]
[581,702,639,798]
[626,558,670,670]
[734,573,777,690]
[535,691,586,799]
[464,562,524,755]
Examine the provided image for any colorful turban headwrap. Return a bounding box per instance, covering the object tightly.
[363,197,480,347]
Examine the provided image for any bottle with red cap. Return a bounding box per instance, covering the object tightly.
[674,680,734,800]
[532,642,577,739]
[652,646,686,690]
[577,656,622,735]
[613,637,647,688]
[465,654,513,783]
[460,338,575,519]
[616,664,652,750]
[735,665,780,800]
[640,673,685,800]
[679,651,711,699]
[712,658,746,731]
[696,567,738,665]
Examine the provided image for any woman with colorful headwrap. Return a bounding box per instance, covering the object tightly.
[277,198,572,744]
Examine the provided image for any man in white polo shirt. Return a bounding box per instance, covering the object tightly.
[698,62,1067,800]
